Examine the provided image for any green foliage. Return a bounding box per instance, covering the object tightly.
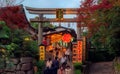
[92,6,119,57]
[114,58,120,72]
[0,20,39,70]
[75,70,82,74]
[0,21,11,39]
[89,5,120,62]
[73,62,82,70]
[0,21,39,58]
[0,58,5,69]
[88,50,115,62]
[35,60,45,74]
[20,40,39,57]
[36,60,45,68]
[31,22,56,30]
[89,25,118,61]
[73,63,82,74]
[114,63,120,71]
[31,22,38,29]
[42,22,56,29]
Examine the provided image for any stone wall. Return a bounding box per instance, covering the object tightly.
[0,57,34,74]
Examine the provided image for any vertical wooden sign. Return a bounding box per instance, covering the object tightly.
[77,40,82,62]
[39,45,45,60]
[72,40,83,63]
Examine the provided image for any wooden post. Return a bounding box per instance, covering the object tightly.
[77,23,81,39]
[38,14,43,45]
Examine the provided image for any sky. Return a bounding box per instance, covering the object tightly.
[22,0,80,8]
[21,0,81,30]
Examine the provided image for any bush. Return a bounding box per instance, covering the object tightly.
[114,57,120,72]
[73,62,82,70]
[88,50,115,62]
[35,60,45,74]
[75,69,81,74]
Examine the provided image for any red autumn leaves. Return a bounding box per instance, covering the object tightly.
[77,0,113,37]
[0,5,29,29]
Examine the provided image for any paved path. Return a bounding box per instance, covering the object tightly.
[89,62,114,74]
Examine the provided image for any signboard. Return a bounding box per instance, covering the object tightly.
[39,45,45,60]
[72,43,77,63]
[56,9,63,21]
[77,40,82,62]
[72,40,83,63]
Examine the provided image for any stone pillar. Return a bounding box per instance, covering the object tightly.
[38,14,43,45]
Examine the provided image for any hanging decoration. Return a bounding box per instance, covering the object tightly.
[58,40,63,46]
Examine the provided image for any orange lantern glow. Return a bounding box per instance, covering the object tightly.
[51,34,62,43]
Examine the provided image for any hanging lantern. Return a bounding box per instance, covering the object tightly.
[62,33,72,43]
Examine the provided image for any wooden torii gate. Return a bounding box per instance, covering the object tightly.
[26,7,87,62]
[25,6,82,45]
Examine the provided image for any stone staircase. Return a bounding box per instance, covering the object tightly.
[89,61,114,74]
[67,61,74,74]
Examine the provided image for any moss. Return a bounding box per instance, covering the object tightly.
[114,62,120,71]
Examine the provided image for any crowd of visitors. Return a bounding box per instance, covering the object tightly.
[44,49,72,74]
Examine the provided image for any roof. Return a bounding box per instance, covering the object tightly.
[43,26,77,38]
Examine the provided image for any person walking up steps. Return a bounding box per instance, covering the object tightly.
[57,66,65,74]
[65,65,72,74]
[65,48,71,61]
[44,58,53,74]
[60,54,67,69]
[52,57,59,74]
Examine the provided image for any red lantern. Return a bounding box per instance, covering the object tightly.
[62,33,72,43]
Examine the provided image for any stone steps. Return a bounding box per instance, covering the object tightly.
[89,61,114,74]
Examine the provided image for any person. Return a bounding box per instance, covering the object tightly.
[65,65,72,74]
[60,55,67,69]
[52,57,59,74]
[44,58,52,74]
[65,49,71,61]
[57,66,65,74]
[46,58,52,69]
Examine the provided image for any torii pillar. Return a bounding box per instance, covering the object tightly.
[38,14,43,45]
[77,23,82,39]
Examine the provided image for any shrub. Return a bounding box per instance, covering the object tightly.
[35,60,45,74]
[73,62,82,70]
[75,69,81,74]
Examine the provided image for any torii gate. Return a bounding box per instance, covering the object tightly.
[25,7,82,45]
[26,7,87,62]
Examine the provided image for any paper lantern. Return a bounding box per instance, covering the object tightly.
[62,33,72,43]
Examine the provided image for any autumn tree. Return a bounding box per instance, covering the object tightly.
[0,1,37,39]
[78,0,113,37]
[78,0,120,59]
